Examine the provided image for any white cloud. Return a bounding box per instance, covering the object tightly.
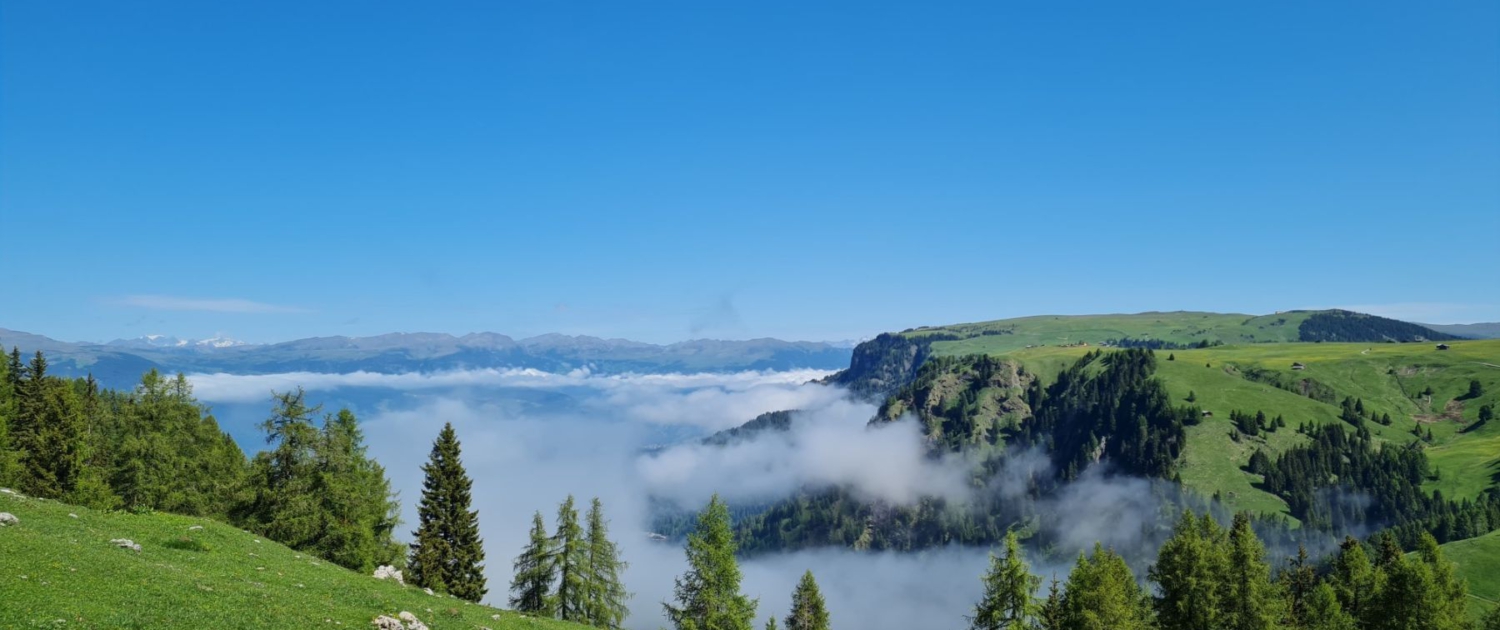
[112,294,310,314]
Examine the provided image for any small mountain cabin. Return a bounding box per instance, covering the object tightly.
[1436,344,1451,350]
[1291,362,1306,370]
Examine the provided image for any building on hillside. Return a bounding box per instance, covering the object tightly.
[1436,343,1451,350]
[1291,362,1306,370]
[1202,410,1214,418]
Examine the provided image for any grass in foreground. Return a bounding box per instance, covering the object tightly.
[0,490,581,630]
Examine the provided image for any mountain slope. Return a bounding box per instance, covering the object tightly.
[0,489,578,629]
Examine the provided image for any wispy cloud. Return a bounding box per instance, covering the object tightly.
[110,294,309,314]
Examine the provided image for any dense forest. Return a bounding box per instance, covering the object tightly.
[1298,310,1459,343]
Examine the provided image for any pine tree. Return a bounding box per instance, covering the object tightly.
[1060,544,1152,630]
[764,617,778,630]
[511,511,556,616]
[13,355,87,500]
[787,570,830,630]
[584,498,630,629]
[970,530,1038,630]
[1151,511,1226,630]
[552,495,589,621]
[407,422,487,602]
[664,494,757,630]
[1222,512,1283,630]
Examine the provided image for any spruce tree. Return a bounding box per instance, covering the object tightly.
[407,422,487,602]
[311,409,402,572]
[664,494,757,630]
[1281,543,1317,629]
[553,495,589,621]
[1060,544,1152,630]
[1222,512,1283,630]
[1036,578,1065,630]
[764,617,778,630]
[511,511,557,616]
[787,570,830,630]
[584,497,630,629]
[970,531,1038,630]
[1328,537,1376,627]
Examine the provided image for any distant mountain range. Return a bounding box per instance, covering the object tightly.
[1419,322,1500,340]
[0,328,854,388]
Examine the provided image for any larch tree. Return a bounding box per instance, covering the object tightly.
[1059,544,1152,630]
[510,511,556,616]
[970,530,1038,630]
[584,498,630,629]
[407,422,487,602]
[1222,512,1283,630]
[664,494,757,630]
[1150,511,1226,630]
[786,570,830,630]
[553,495,589,621]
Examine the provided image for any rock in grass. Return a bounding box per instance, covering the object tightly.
[109,538,142,552]
[372,565,404,584]
[0,512,18,526]
[371,612,428,630]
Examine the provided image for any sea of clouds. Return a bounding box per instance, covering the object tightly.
[186,366,1244,630]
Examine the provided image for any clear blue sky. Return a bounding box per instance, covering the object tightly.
[2,1,1497,344]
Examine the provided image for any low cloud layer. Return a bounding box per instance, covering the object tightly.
[187,367,1265,630]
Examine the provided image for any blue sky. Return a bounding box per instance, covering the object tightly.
[2,1,1497,344]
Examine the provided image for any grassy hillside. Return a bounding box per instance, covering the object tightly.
[1010,340,1500,517]
[909,311,1310,355]
[0,489,579,630]
[1442,528,1500,619]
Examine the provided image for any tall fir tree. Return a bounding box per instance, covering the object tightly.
[407,422,487,602]
[1222,512,1283,630]
[763,617,778,630]
[1281,543,1318,629]
[970,530,1038,630]
[584,498,630,629]
[1036,578,1065,630]
[510,511,557,616]
[243,389,324,550]
[786,570,830,630]
[1059,544,1152,630]
[664,494,757,630]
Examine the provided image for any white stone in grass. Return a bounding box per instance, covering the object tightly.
[371,616,403,630]
[398,612,429,630]
[0,512,18,526]
[68,513,78,519]
[109,538,141,552]
[188,525,203,531]
[423,587,434,596]
[372,565,404,584]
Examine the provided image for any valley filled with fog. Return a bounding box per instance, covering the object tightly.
[190,368,998,630]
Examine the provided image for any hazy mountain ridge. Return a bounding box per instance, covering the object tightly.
[0,327,853,388]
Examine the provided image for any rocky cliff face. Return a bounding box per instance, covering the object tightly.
[820,333,932,401]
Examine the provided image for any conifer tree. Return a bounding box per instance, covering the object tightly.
[1303,583,1356,630]
[1481,606,1500,630]
[552,495,589,621]
[244,389,324,551]
[1282,544,1318,629]
[511,511,556,616]
[764,617,778,630]
[1151,511,1226,630]
[970,531,1038,630]
[1222,512,1283,630]
[1059,544,1152,630]
[407,422,487,602]
[664,494,757,630]
[1328,537,1376,627]
[1036,578,1065,630]
[584,497,630,629]
[311,409,402,572]
[787,570,830,630]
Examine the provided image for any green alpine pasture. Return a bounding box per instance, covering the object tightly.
[0,489,581,630]
[920,322,1500,520]
[1442,528,1500,619]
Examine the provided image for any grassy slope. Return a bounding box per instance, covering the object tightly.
[1442,529,1500,619]
[0,490,579,630]
[929,334,1500,519]
[912,311,1311,354]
